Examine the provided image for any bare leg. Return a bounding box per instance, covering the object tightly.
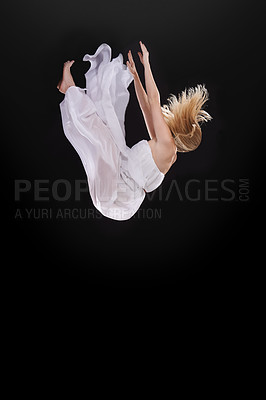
[57,60,76,94]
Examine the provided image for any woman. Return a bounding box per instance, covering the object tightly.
[58,41,211,220]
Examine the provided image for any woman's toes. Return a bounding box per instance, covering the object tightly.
[63,60,75,68]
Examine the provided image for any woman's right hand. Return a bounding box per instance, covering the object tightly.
[138,41,149,65]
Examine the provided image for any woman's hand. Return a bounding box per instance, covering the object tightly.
[126,41,149,77]
[127,50,138,77]
[138,41,149,65]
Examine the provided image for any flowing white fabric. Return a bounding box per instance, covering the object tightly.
[59,43,164,220]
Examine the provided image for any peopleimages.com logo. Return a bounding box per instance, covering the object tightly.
[14,178,250,202]
[13,178,250,220]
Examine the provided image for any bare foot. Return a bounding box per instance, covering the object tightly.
[57,60,76,94]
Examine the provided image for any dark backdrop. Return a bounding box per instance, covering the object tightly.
[3,1,263,302]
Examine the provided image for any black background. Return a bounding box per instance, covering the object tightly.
[3,1,263,306]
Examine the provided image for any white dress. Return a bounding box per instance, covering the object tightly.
[59,43,164,220]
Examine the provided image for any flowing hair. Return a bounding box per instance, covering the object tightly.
[161,84,212,152]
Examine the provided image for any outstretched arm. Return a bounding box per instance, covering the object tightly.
[127,51,149,110]
[127,50,156,140]
[138,42,160,104]
[138,41,172,144]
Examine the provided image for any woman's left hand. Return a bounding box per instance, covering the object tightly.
[127,50,137,76]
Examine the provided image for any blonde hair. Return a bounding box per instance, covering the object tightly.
[161,84,212,152]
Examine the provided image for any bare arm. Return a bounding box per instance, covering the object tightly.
[139,41,172,144]
[127,50,156,140]
[138,42,160,104]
